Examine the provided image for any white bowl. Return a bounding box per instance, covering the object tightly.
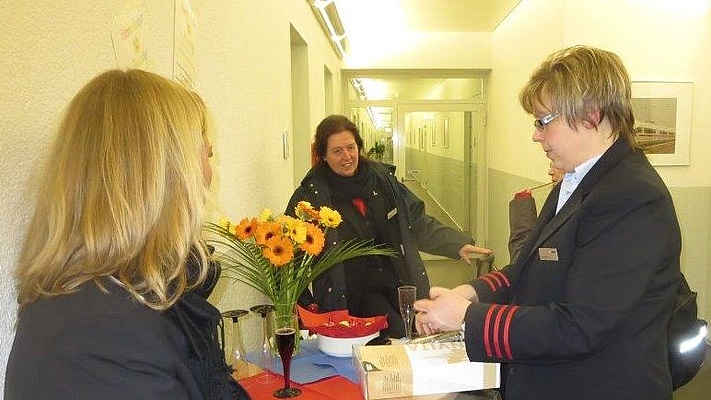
[317,332,379,358]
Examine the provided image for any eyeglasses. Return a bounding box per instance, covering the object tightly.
[534,112,560,132]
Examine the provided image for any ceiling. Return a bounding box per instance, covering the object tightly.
[328,0,521,135]
[384,0,521,32]
[335,0,522,35]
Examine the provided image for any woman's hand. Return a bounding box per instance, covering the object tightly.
[458,244,493,265]
[414,286,471,335]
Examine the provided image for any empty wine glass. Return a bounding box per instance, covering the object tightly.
[273,314,301,398]
[221,309,249,378]
[250,304,276,383]
[398,285,417,339]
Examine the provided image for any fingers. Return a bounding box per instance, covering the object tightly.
[429,286,447,299]
[472,245,493,255]
[458,244,493,265]
[414,307,439,336]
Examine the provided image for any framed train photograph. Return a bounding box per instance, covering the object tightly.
[631,81,692,166]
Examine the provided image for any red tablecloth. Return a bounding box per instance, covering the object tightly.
[239,372,363,399]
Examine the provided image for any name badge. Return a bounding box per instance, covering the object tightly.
[538,247,559,261]
[387,208,398,220]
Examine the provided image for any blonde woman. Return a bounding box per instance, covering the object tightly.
[5,69,249,399]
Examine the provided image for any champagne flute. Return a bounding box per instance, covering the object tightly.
[250,304,276,383]
[398,285,417,339]
[273,315,301,398]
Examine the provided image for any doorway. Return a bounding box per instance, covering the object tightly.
[398,104,482,236]
[342,73,486,239]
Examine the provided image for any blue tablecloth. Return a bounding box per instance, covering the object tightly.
[247,339,358,384]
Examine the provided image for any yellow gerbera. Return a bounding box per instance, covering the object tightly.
[217,215,232,230]
[259,208,273,222]
[285,219,307,244]
[254,221,283,246]
[295,201,320,221]
[318,206,342,228]
[300,223,325,256]
[263,235,295,267]
[233,217,258,240]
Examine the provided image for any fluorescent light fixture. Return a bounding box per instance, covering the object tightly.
[312,0,347,58]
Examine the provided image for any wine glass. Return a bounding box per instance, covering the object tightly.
[398,285,417,339]
[273,314,301,398]
[250,304,276,383]
[221,309,249,378]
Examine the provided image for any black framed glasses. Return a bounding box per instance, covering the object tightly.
[534,112,560,132]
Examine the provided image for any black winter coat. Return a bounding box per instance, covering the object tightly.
[286,161,474,312]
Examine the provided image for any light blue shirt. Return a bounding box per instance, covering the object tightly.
[556,154,604,214]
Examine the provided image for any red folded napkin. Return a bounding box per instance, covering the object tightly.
[297,306,387,338]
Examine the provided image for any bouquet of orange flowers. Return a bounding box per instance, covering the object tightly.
[204,201,396,315]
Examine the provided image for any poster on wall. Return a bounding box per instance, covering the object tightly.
[631,81,692,166]
[174,0,197,89]
[110,0,152,69]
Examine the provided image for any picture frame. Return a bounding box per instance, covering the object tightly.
[422,125,431,148]
[443,118,450,149]
[631,81,692,166]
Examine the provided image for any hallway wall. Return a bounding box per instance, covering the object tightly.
[0,0,343,388]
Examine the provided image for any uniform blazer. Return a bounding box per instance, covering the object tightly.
[465,139,681,400]
[6,279,210,400]
[508,194,537,263]
[286,161,473,312]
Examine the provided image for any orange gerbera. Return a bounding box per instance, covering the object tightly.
[295,201,320,221]
[300,223,325,256]
[233,217,258,240]
[263,235,295,267]
[254,221,283,245]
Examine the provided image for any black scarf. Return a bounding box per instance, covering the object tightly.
[322,160,377,201]
[167,253,251,399]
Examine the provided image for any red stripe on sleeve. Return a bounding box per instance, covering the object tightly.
[492,271,511,287]
[492,305,507,359]
[502,305,519,360]
[483,305,499,358]
[480,275,496,291]
[486,273,503,287]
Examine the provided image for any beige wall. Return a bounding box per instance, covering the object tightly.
[0,0,343,388]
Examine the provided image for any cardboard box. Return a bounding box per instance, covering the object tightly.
[353,342,499,399]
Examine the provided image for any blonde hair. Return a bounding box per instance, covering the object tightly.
[17,69,213,310]
[519,45,639,148]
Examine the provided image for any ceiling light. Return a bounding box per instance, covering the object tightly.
[311,0,348,58]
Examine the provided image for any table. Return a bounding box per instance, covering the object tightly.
[235,340,501,400]
[238,371,500,399]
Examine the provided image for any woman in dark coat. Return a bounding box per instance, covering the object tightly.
[5,69,248,400]
[414,46,681,400]
[287,114,491,338]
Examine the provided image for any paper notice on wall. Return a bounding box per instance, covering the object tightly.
[110,0,151,69]
[173,0,197,89]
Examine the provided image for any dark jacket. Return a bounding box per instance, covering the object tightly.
[5,278,248,400]
[286,161,474,312]
[508,194,537,263]
[465,139,680,400]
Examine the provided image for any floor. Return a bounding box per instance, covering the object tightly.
[406,179,711,399]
